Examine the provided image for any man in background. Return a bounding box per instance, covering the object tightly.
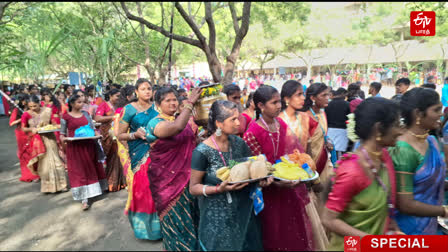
[368,82,382,97]
[391,78,410,103]
[325,87,351,159]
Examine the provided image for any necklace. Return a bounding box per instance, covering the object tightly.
[211,135,232,166]
[283,110,302,136]
[360,147,395,217]
[260,116,280,158]
[408,130,429,141]
[160,113,175,122]
[136,101,151,114]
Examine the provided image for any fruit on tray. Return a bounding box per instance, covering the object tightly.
[273,157,311,181]
[229,161,251,182]
[288,149,316,171]
[216,155,273,182]
[200,84,223,98]
[39,124,60,131]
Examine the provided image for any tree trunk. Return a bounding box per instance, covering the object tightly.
[205,51,222,83]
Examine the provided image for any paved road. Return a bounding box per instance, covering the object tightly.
[0,117,162,251]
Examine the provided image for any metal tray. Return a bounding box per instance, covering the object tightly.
[65,135,102,141]
[227,176,271,185]
[273,171,319,183]
[38,129,60,134]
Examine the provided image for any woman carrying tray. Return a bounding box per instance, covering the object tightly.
[389,88,448,235]
[280,80,329,250]
[60,94,107,210]
[190,100,272,251]
[21,95,68,193]
[10,94,40,182]
[95,89,126,192]
[117,79,161,241]
[322,98,403,250]
[243,85,314,251]
[145,87,202,251]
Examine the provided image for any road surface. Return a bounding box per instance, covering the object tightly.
[0,117,162,251]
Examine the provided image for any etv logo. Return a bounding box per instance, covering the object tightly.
[410,11,436,36]
[344,236,360,252]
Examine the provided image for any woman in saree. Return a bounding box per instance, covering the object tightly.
[61,95,107,210]
[10,94,40,182]
[117,78,161,240]
[243,85,314,251]
[389,88,448,235]
[21,95,68,193]
[190,100,272,251]
[301,83,334,213]
[114,85,136,184]
[322,97,403,251]
[95,89,126,192]
[55,91,68,115]
[145,87,202,251]
[279,80,328,250]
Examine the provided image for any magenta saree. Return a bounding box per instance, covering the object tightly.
[243,117,314,251]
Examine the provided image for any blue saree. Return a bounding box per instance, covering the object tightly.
[121,103,161,240]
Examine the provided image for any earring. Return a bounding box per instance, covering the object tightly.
[312,100,315,106]
[416,117,421,125]
[376,134,382,142]
[216,128,222,136]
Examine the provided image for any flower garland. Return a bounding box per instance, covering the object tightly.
[346,113,406,144]
[346,113,358,142]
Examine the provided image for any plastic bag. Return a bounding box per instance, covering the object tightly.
[74,124,95,137]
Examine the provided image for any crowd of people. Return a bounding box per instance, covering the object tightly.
[1,75,448,251]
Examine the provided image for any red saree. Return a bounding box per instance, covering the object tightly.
[10,108,39,182]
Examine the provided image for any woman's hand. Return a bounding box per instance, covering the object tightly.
[31,128,38,134]
[272,179,302,188]
[133,128,146,140]
[60,135,66,142]
[188,87,203,104]
[259,176,274,188]
[326,140,334,151]
[217,180,248,193]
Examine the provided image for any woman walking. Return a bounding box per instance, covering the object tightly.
[21,95,68,193]
[95,89,126,192]
[9,94,40,182]
[117,79,161,240]
[60,95,107,210]
[243,85,314,251]
[389,88,448,235]
[190,100,270,251]
[322,97,403,250]
[279,80,328,250]
[114,85,135,183]
[279,80,311,152]
[302,83,333,213]
[145,87,202,251]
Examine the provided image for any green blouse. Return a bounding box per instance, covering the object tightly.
[389,141,425,193]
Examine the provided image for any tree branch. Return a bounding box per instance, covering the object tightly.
[228,2,239,34]
[174,2,207,47]
[0,2,12,21]
[227,2,251,65]
[120,2,202,49]
[204,2,216,53]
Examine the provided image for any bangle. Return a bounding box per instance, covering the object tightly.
[202,185,208,197]
[215,184,219,194]
[184,103,194,111]
[130,133,135,140]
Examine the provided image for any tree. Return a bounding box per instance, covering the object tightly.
[121,2,251,85]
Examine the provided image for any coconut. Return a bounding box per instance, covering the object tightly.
[249,160,269,179]
[229,161,250,182]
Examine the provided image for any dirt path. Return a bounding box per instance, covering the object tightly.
[0,117,162,251]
